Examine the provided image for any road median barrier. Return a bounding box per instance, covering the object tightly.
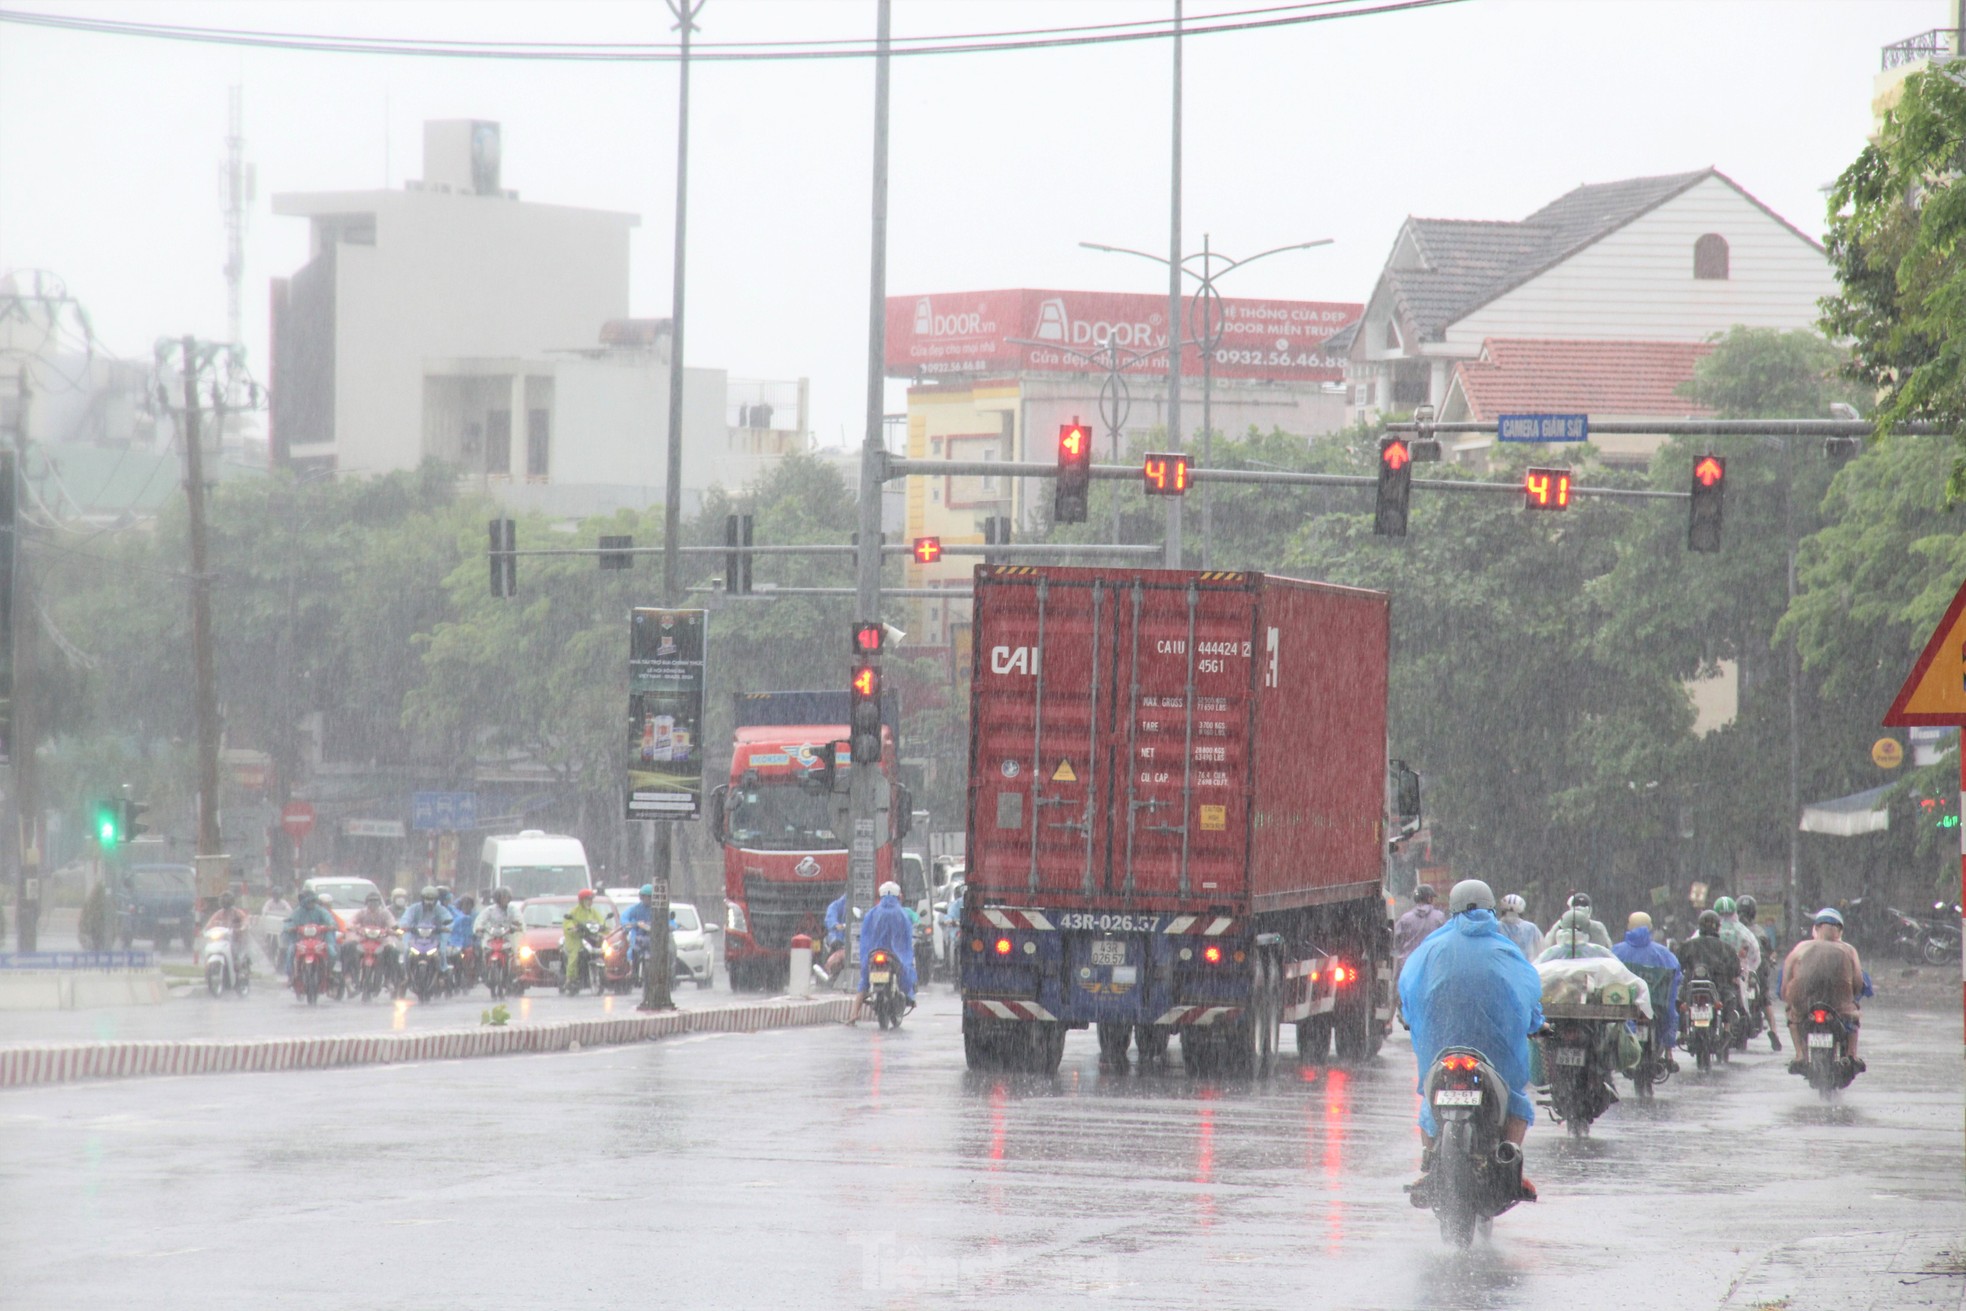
[0,993,857,1089]
[0,952,168,1012]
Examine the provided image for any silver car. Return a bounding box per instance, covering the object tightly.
[603,890,715,987]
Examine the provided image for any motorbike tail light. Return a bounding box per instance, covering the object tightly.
[1811,1009,1829,1024]
[994,937,1013,956]
[1440,1053,1479,1073]
[872,951,889,966]
[1203,944,1223,965]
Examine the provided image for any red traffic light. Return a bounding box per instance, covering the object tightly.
[1380,438,1411,471]
[911,536,942,564]
[1523,466,1572,510]
[851,664,880,701]
[1694,456,1724,488]
[851,622,883,656]
[1142,452,1190,496]
[1059,422,1090,463]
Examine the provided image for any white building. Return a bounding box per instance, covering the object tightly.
[1329,169,1836,427]
[272,120,808,511]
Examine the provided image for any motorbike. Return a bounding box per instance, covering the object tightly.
[1680,976,1725,1071]
[866,947,905,1030]
[482,930,516,1000]
[560,921,607,996]
[1914,905,1962,966]
[1415,1046,1526,1248]
[403,924,446,1002]
[1736,969,1767,1049]
[1624,1014,1672,1101]
[453,939,480,995]
[1538,1020,1617,1135]
[599,923,636,995]
[290,923,334,1005]
[200,924,249,998]
[1798,999,1859,1100]
[352,926,393,1002]
[913,916,935,986]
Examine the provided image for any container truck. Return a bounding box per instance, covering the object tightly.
[708,691,910,991]
[959,565,1421,1075]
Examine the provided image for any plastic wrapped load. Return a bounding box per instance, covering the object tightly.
[1535,956,1654,1019]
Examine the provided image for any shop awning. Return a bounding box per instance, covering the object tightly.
[1798,784,1892,837]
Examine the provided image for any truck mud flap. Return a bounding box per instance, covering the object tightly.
[966,999,1058,1022]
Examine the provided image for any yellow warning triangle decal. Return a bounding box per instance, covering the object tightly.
[1887,574,1966,725]
[1051,759,1078,782]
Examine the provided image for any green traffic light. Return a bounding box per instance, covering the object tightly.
[96,805,119,846]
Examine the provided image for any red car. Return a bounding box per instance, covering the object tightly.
[511,895,619,993]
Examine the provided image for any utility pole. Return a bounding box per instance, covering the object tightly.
[180,338,224,897]
[1163,0,1184,569]
[848,0,894,979]
[643,0,705,1014]
[1784,438,1801,939]
[9,373,36,950]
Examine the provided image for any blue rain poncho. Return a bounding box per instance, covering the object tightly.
[1612,925,1682,1049]
[1398,907,1545,1135]
[857,893,918,999]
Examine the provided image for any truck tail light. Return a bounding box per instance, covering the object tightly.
[1331,964,1351,984]
[994,937,1013,956]
[1203,944,1223,965]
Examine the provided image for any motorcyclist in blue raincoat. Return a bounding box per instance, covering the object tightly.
[857,881,917,1011]
[1612,911,1681,1056]
[1397,879,1544,1204]
[620,885,665,979]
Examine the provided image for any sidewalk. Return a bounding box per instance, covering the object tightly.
[1721,1231,1966,1310]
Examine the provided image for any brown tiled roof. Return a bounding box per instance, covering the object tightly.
[1450,338,1717,421]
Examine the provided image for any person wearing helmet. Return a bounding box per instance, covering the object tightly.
[446,894,479,987]
[1780,908,1870,1074]
[390,887,410,916]
[1497,893,1544,959]
[1711,896,1761,1016]
[1736,896,1780,1051]
[618,885,663,986]
[856,879,917,1013]
[1613,911,1681,1064]
[281,887,341,977]
[560,888,607,993]
[1677,909,1743,1030]
[1393,884,1447,966]
[1565,893,1614,951]
[1397,879,1543,1206]
[343,889,400,979]
[476,885,523,947]
[397,885,455,955]
[204,889,250,936]
[1536,905,1617,962]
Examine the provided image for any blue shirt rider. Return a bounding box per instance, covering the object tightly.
[824,891,849,952]
[857,881,917,1009]
[397,887,455,975]
[447,895,478,951]
[1397,879,1544,1205]
[281,889,341,973]
[620,885,672,973]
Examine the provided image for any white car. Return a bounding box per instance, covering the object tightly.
[603,889,715,988]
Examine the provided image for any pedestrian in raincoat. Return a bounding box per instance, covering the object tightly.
[1612,911,1681,1055]
[857,881,917,1009]
[1398,879,1544,1203]
[1537,907,1616,962]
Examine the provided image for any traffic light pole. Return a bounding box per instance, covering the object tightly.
[179,340,224,893]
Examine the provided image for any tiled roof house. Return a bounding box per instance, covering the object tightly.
[1438,338,1716,464]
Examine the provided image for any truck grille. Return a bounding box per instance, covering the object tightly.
[741,875,842,948]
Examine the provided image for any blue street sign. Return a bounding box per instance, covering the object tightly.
[1497,413,1589,443]
[411,791,479,832]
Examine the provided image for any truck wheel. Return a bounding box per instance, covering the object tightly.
[1334,953,1378,1064]
[1180,1027,1213,1076]
[1134,1024,1170,1065]
[1031,1023,1067,1075]
[1256,957,1282,1078]
[962,1010,1003,1072]
[1297,1014,1333,1062]
[1096,1022,1132,1065]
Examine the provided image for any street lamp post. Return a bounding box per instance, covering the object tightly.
[1080,236,1332,566]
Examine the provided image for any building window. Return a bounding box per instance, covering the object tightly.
[486,409,511,475]
[527,408,550,479]
[1694,233,1729,280]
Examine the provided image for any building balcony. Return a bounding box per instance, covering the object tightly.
[1883,28,1961,71]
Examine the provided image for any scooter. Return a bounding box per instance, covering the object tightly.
[866,948,905,1030]
[481,930,516,1000]
[1798,1000,1860,1100]
[1680,976,1725,1071]
[1412,1046,1528,1248]
[290,923,333,1005]
[352,926,392,1002]
[1624,1014,1672,1101]
[201,924,250,998]
[1736,970,1766,1049]
[1538,1019,1617,1135]
[403,925,445,1002]
[561,922,607,996]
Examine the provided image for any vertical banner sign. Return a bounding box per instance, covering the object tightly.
[627,608,707,820]
[0,450,15,765]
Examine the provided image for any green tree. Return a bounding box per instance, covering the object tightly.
[1822,63,1966,496]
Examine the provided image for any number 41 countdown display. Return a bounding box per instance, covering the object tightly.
[627,608,707,820]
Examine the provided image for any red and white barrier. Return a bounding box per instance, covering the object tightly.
[0,995,857,1089]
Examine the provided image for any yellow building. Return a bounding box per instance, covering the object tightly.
[903,378,1024,656]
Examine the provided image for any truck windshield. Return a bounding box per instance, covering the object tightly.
[726,782,840,851]
[499,866,588,899]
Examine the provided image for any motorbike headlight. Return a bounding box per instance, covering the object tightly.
[205,928,227,940]
[519,946,534,961]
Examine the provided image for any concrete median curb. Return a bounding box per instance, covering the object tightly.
[0,994,857,1089]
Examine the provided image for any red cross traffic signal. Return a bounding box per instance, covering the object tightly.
[1055,419,1092,523]
[1142,452,1190,496]
[911,536,942,564]
[1523,466,1573,510]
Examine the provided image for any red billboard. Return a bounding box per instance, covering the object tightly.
[885,288,1361,383]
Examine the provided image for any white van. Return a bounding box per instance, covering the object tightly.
[477,831,593,899]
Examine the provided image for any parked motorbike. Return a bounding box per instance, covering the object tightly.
[1914,906,1962,967]
[482,930,516,1000]
[866,947,905,1030]
[561,922,607,996]
[1798,1000,1859,1099]
[290,923,333,1005]
[403,925,445,1002]
[200,925,249,998]
[1680,976,1725,1071]
[352,926,393,1003]
[1415,1047,1527,1248]
[1538,1019,1617,1135]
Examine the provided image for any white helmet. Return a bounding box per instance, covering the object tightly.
[878,881,901,899]
[1448,879,1495,915]
[1500,893,1526,916]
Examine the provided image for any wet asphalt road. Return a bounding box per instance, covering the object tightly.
[2,989,1959,1310]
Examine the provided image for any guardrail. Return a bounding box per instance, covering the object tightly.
[0,951,158,971]
[1884,28,1960,70]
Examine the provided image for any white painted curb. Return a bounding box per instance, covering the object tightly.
[0,995,857,1088]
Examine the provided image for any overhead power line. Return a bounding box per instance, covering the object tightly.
[0,1,1467,62]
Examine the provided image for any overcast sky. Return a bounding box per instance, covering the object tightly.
[0,0,1937,447]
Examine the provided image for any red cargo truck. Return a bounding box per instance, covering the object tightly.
[959,565,1420,1075]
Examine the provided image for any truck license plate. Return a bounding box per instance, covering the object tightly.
[1691,1005,1713,1025]
[1433,1088,1482,1107]
[1806,1032,1834,1049]
[869,970,891,985]
[1090,940,1127,967]
[1553,1047,1587,1066]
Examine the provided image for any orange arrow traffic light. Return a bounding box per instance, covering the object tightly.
[1688,454,1725,552]
[1694,456,1724,488]
[1381,438,1411,471]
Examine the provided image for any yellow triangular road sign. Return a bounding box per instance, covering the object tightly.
[1886,575,1966,725]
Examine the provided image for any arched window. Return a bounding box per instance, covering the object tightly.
[1694,233,1730,280]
